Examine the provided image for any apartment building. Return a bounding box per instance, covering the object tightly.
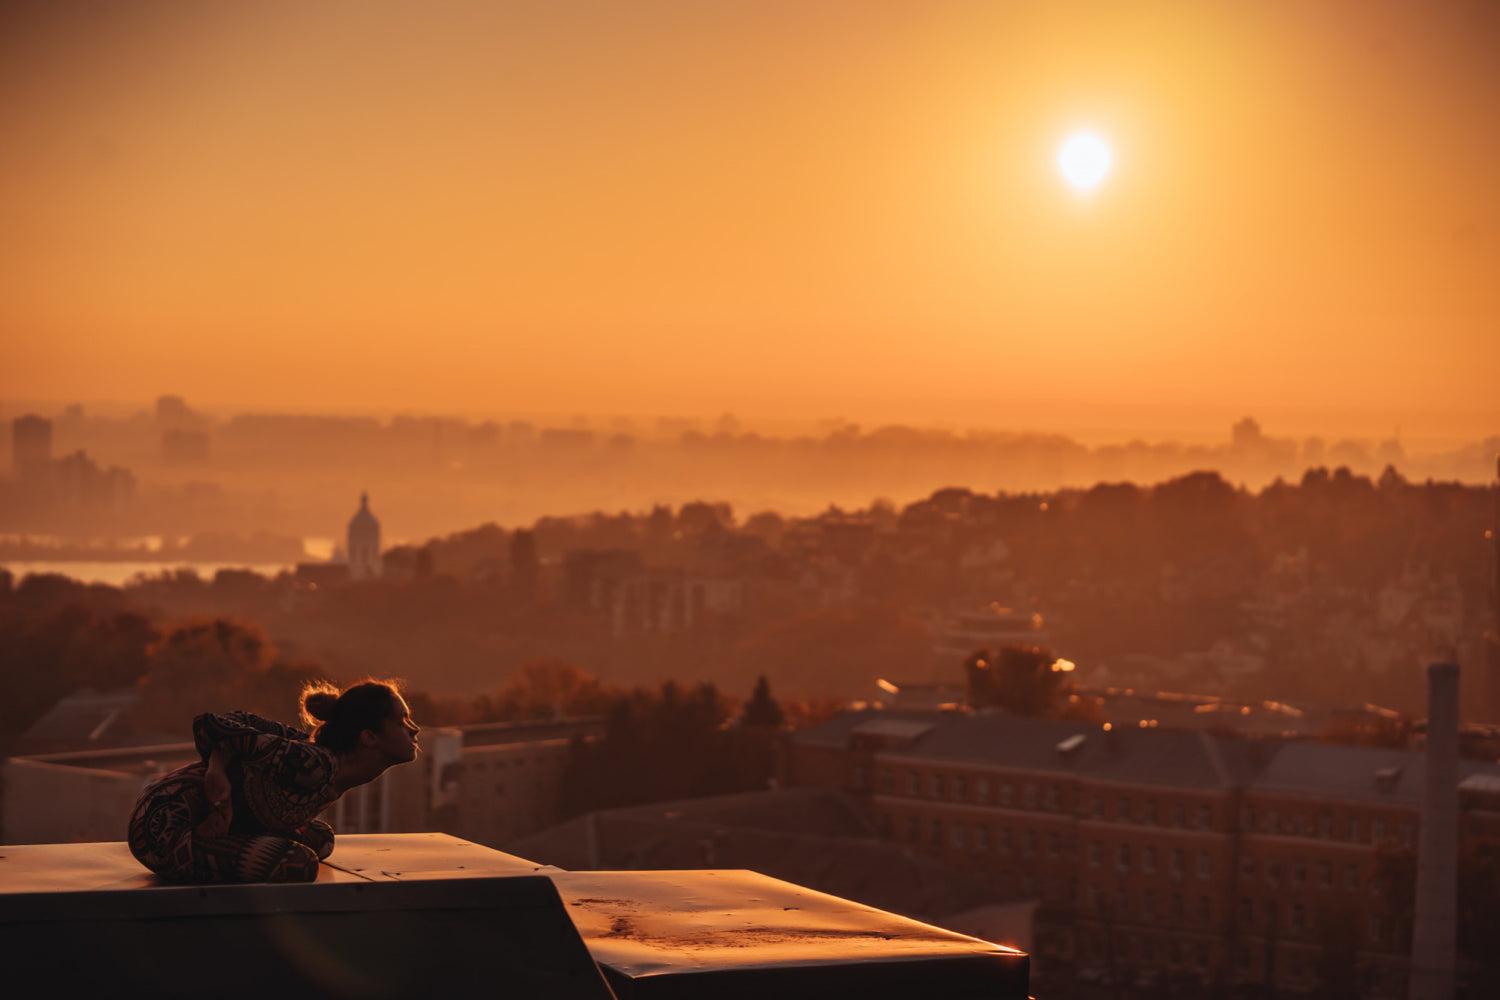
[783,708,1500,996]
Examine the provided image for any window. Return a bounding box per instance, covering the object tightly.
[906,817,920,841]
[976,776,991,803]
[1170,849,1185,880]
[999,827,1013,852]
[930,819,944,846]
[1144,799,1158,824]
[951,822,965,848]
[954,775,967,801]
[1117,843,1132,873]
[1198,852,1211,879]
[1172,802,1185,827]
[1197,895,1211,921]
[1171,893,1185,920]
[1347,816,1360,842]
[1045,785,1060,810]
[1319,813,1333,838]
[1373,818,1387,841]
[1089,841,1103,867]
[853,764,868,789]
[1143,846,1158,873]
[1240,855,1255,879]
[1022,829,1037,858]
[976,825,991,851]
[1023,783,1038,808]
[1266,859,1281,888]
[1047,831,1061,859]
[1197,805,1212,829]
[1266,899,1279,928]
[879,770,894,793]
[1266,809,1279,833]
[1091,794,1103,818]
[999,783,1014,806]
[1345,863,1360,890]
[932,774,945,798]
[1118,797,1132,822]
[1238,897,1253,926]
[1142,889,1156,917]
[1318,861,1332,887]
[878,813,893,836]
[1400,820,1414,844]
[907,772,920,795]
[1242,805,1254,829]
[1292,859,1306,886]
[1292,903,1306,932]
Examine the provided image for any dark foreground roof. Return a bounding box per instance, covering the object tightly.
[0,833,1027,1000]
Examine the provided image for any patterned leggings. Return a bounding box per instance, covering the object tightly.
[128,763,335,883]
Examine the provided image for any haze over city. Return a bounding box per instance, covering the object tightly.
[4,4,1500,999]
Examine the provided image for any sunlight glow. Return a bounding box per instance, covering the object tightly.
[1058,132,1112,191]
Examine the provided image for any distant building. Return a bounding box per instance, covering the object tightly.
[294,561,351,589]
[347,492,382,580]
[11,414,51,482]
[53,450,136,509]
[781,708,1500,998]
[162,428,210,465]
[933,603,1050,663]
[3,716,606,850]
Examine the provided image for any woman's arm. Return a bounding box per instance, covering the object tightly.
[197,747,235,837]
[192,711,311,762]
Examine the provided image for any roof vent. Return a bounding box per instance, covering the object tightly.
[1056,733,1087,757]
[1374,765,1403,792]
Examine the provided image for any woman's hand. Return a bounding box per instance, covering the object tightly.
[197,748,233,837]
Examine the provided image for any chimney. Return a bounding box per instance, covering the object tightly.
[1409,662,1459,1000]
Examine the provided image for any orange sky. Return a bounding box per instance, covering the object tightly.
[2,0,1497,442]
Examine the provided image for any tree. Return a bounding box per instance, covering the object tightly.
[134,619,322,735]
[480,658,613,722]
[741,675,785,728]
[965,645,1074,717]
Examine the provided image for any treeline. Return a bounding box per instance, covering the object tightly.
[0,574,327,759]
[0,572,817,823]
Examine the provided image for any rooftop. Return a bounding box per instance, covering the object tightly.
[0,832,1028,999]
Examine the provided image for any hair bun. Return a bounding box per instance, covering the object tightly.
[303,690,340,722]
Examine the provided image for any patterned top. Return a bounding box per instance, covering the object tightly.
[192,711,342,835]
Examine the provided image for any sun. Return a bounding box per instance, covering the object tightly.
[1058,131,1112,192]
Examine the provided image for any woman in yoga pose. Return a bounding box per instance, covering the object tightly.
[128,680,420,883]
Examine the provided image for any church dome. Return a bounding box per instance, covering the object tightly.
[349,492,380,534]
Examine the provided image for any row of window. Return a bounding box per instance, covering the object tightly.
[1087,884,1213,924]
[1077,929,1213,971]
[876,768,1422,847]
[1239,855,1368,892]
[879,770,1218,828]
[1242,806,1415,845]
[1087,842,1211,880]
[897,815,1066,856]
[1236,899,1389,946]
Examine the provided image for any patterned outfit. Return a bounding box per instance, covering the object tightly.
[128,711,343,883]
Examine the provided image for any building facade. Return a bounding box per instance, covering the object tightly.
[783,709,1500,997]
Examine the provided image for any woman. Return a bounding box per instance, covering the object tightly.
[128,680,421,883]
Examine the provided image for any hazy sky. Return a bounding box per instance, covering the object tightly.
[2,0,1497,441]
